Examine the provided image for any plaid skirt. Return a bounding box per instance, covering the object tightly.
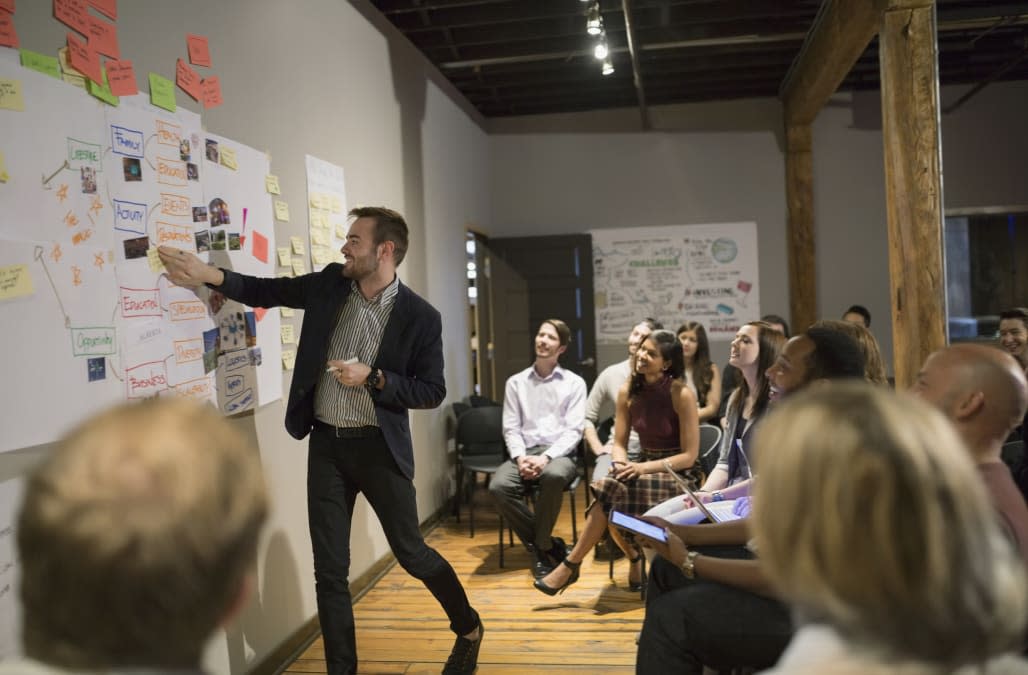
[590,447,702,517]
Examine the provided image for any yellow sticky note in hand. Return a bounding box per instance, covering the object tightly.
[290,236,305,255]
[277,246,291,267]
[265,174,280,194]
[0,264,35,300]
[274,200,290,221]
[147,248,166,273]
[0,79,25,111]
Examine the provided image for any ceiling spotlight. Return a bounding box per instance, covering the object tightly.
[586,3,602,35]
[602,57,614,76]
[594,40,609,60]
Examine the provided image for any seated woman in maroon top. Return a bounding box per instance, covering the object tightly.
[534,330,700,595]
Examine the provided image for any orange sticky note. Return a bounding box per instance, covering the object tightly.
[87,0,115,20]
[54,0,89,35]
[86,14,119,59]
[254,307,268,322]
[252,231,269,264]
[187,34,210,67]
[0,12,17,48]
[66,33,102,85]
[0,0,14,14]
[175,58,202,100]
[201,76,222,109]
[105,59,137,96]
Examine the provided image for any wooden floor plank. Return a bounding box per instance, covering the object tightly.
[282,496,643,673]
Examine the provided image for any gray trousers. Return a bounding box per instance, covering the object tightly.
[488,445,577,550]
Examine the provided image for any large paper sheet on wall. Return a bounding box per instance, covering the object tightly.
[0,57,281,453]
[591,222,760,343]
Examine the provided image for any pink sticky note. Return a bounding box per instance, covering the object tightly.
[187,34,210,67]
[0,12,17,48]
[87,0,115,20]
[105,59,137,96]
[0,1,14,14]
[253,307,268,322]
[54,0,89,35]
[252,231,269,264]
[201,76,222,109]
[87,14,119,59]
[66,32,103,85]
[175,58,202,100]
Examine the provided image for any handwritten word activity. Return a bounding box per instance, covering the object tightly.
[0,58,281,453]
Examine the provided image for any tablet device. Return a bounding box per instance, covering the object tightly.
[610,510,668,543]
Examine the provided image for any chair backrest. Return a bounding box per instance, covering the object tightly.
[1002,440,1025,473]
[698,424,723,476]
[466,394,501,408]
[596,416,615,445]
[456,405,507,460]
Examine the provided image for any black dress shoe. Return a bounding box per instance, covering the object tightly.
[442,620,484,674]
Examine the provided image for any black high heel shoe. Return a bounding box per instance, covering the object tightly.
[533,558,581,596]
[628,554,646,592]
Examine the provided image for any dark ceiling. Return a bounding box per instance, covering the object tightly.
[369,0,1028,118]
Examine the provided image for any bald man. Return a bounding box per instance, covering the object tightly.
[911,343,1028,560]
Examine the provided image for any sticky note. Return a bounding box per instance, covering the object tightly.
[219,146,237,170]
[146,248,166,273]
[58,47,86,89]
[149,72,176,112]
[281,349,296,371]
[291,259,306,276]
[277,246,290,266]
[312,248,330,266]
[252,231,268,263]
[87,0,117,20]
[265,174,280,194]
[86,14,119,59]
[0,264,33,300]
[280,324,295,344]
[86,69,119,106]
[0,13,15,49]
[201,76,222,109]
[54,0,89,35]
[280,306,294,318]
[336,224,348,239]
[174,58,202,101]
[66,33,102,85]
[310,229,327,246]
[0,79,24,111]
[105,59,138,96]
[274,200,290,222]
[254,307,267,322]
[187,34,211,67]
[277,270,294,278]
[290,236,305,255]
[0,150,8,183]
[20,50,60,79]
[331,196,343,214]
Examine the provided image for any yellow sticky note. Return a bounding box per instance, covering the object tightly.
[0,151,8,183]
[310,229,327,246]
[276,246,291,267]
[291,259,307,276]
[281,349,296,370]
[0,264,34,300]
[331,196,342,214]
[280,306,295,318]
[58,48,87,90]
[265,174,281,194]
[277,270,294,278]
[274,200,290,222]
[219,146,238,171]
[312,248,330,266]
[309,193,323,209]
[336,224,348,239]
[280,324,296,344]
[147,248,166,273]
[290,236,305,255]
[0,79,25,112]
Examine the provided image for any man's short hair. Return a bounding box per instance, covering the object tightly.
[761,314,790,338]
[1000,307,1028,326]
[804,327,866,382]
[640,317,663,331]
[18,399,269,670]
[349,206,409,266]
[844,304,872,327]
[543,318,571,347]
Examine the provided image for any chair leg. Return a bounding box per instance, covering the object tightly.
[569,485,578,545]
[468,473,476,538]
[498,514,505,568]
[454,465,463,522]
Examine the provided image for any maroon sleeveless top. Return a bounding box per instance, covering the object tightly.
[628,375,680,451]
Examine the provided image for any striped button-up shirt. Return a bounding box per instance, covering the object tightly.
[314,276,399,428]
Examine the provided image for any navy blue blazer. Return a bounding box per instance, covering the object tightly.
[214,263,446,480]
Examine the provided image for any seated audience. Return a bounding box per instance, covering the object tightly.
[717,314,788,423]
[534,330,699,595]
[676,321,722,423]
[0,398,269,674]
[841,303,871,328]
[1000,307,1028,443]
[755,384,1027,674]
[812,318,889,386]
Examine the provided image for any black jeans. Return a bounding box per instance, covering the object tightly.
[636,547,793,674]
[308,427,478,675]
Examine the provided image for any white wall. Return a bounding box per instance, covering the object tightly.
[5,2,488,673]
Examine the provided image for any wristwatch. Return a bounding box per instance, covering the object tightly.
[711,491,725,502]
[681,550,700,579]
[364,368,381,390]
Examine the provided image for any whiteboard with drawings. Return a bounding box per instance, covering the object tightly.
[0,55,282,453]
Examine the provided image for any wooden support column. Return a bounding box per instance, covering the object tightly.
[880,1,947,388]
[785,124,816,333]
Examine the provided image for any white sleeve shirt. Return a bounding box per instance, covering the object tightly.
[502,363,587,460]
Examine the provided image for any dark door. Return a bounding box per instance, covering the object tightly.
[487,234,597,387]
[472,238,530,402]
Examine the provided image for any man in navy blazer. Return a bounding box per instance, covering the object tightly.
[159,207,482,675]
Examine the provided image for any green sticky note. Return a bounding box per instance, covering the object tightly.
[148,72,176,112]
[20,50,61,80]
[87,70,119,107]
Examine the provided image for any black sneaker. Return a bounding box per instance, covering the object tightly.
[442,620,484,674]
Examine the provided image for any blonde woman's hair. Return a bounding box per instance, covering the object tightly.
[752,383,1027,666]
[18,398,269,669]
[812,319,889,386]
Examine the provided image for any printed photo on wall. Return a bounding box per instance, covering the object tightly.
[122,157,142,182]
[192,206,208,222]
[187,163,199,181]
[209,197,230,226]
[81,166,97,194]
[195,230,210,253]
[210,228,226,251]
[123,235,149,259]
[228,232,241,251]
[180,139,191,161]
[205,138,219,163]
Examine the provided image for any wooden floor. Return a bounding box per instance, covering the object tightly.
[284,486,645,674]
